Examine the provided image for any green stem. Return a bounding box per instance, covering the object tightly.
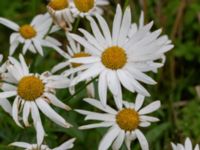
[66,76,98,101]
[44,23,53,39]
[72,17,81,33]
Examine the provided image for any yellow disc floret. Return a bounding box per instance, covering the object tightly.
[71,52,91,68]
[17,76,44,101]
[101,46,127,70]
[116,108,140,131]
[19,25,37,39]
[74,0,94,12]
[48,0,69,10]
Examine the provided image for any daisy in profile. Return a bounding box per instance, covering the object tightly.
[52,35,94,97]
[70,0,109,17]
[0,55,72,145]
[0,13,63,56]
[76,95,161,150]
[47,0,74,31]
[0,54,12,115]
[69,5,174,108]
[171,137,199,150]
[10,138,76,150]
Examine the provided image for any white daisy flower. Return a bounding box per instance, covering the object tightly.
[47,0,75,31]
[0,13,63,56]
[69,5,174,109]
[0,55,72,145]
[171,137,199,150]
[0,54,12,115]
[10,138,76,150]
[52,35,95,97]
[70,0,109,17]
[76,95,161,150]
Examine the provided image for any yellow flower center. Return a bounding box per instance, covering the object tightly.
[17,76,44,101]
[74,0,94,12]
[19,25,37,39]
[101,46,127,70]
[71,52,91,68]
[116,108,140,131]
[48,0,69,10]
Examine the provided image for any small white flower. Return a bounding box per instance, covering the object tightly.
[76,95,161,150]
[10,138,76,150]
[69,5,174,109]
[70,0,109,18]
[52,34,95,96]
[0,55,72,145]
[171,137,199,150]
[0,54,12,115]
[0,13,63,56]
[47,0,75,31]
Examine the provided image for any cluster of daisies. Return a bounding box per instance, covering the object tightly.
[0,0,198,150]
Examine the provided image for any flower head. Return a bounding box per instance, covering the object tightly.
[47,0,74,31]
[10,138,76,150]
[52,35,95,96]
[76,95,161,150]
[69,5,174,109]
[0,14,63,56]
[0,55,72,145]
[70,0,109,17]
[171,138,199,150]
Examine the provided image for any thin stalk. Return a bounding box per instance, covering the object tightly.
[66,76,98,101]
[72,17,81,33]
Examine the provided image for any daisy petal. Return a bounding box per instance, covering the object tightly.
[185,138,192,150]
[45,93,71,110]
[98,70,108,106]
[95,14,112,46]
[140,115,159,122]
[112,5,122,45]
[135,94,145,111]
[22,102,31,127]
[75,63,104,84]
[195,145,200,150]
[30,102,45,145]
[0,91,17,99]
[53,138,76,150]
[99,125,121,150]
[36,99,71,128]
[135,129,149,150]
[83,98,117,114]
[112,130,125,150]
[118,7,131,46]
[9,142,31,148]
[0,17,19,31]
[9,41,19,56]
[69,57,100,64]
[12,97,23,128]
[0,98,12,115]
[87,16,107,48]
[33,39,44,56]
[79,122,114,130]
[107,70,122,109]
[139,101,161,115]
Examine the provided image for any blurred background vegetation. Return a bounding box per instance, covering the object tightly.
[0,0,200,149]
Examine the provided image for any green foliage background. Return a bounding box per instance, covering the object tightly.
[0,0,200,149]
